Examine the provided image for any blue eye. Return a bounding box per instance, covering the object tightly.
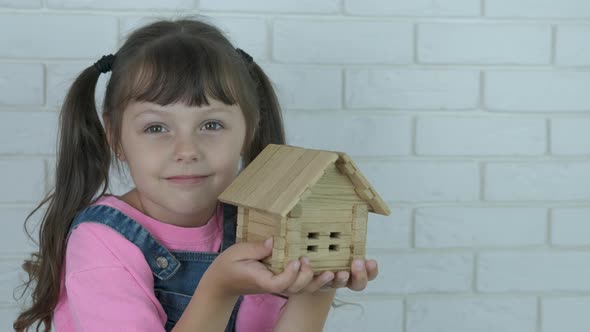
[202,121,224,131]
[144,124,167,134]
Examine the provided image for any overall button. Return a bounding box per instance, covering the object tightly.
[156,256,169,269]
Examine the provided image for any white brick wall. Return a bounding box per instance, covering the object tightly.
[2,1,590,331]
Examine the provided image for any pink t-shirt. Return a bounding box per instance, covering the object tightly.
[53,196,286,331]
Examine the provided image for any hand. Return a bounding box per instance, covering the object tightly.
[200,238,333,297]
[280,256,335,295]
[323,258,379,291]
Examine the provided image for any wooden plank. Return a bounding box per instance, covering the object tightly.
[336,162,355,175]
[236,207,248,243]
[247,221,277,239]
[219,144,280,203]
[301,236,352,248]
[312,259,352,272]
[268,152,337,216]
[249,208,281,227]
[251,146,308,209]
[301,222,352,235]
[259,149,320,210]
[288,204,302,218]
[352,204,368,256]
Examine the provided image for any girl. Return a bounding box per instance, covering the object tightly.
[14,18,379,332]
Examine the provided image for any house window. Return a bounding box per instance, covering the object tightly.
[307,245,318,252]
[329,232,340,239]
[307,232,319,239]
[329,244,340,252]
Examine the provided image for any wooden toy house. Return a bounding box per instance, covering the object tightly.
[219,144,390,274]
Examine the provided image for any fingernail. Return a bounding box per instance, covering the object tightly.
[291,260,301,271]
[301,256,310,265]
[354,260,364,271]
[323,273,334,282]
[264,237,273,249]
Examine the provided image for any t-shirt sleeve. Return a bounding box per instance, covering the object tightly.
[66,267,165,331]
[237,294,288,332]
[64,223,166,332]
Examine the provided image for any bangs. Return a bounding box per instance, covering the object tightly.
[121,34,247,107]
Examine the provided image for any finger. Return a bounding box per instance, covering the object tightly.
[264,259,301,293]
[366,259,379,281]
[286,257,314,293]
[305,271,335,293]
[331,271,350,289]
[348,259,368,291]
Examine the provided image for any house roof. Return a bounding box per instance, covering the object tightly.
[218,144,390,217]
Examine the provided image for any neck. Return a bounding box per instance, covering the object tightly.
[119,189,218,228]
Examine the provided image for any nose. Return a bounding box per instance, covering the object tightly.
[174,134,201,163]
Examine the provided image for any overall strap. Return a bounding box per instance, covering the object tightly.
[220,203,238,252]
[68,204,181,280]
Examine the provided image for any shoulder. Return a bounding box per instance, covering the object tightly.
[65,222,151,283]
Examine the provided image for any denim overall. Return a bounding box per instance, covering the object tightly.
[68,202,243,331]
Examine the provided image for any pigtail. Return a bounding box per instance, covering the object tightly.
[14,66,111,331]
[242,62,286,166]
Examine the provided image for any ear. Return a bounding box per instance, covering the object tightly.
[102,114,125,161]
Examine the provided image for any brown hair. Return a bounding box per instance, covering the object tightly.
[14,18,285,331]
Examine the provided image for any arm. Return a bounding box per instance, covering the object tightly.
[273,290,336,332]
[172,283,239,332]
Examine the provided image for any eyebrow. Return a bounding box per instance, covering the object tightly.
[133,107,234,119]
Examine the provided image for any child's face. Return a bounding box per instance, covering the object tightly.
[118,98,247,225]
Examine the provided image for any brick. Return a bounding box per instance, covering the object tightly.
[0,63,43,106]
[345,0,480,17]
[108,167,135,196]
[200,0,340,13]
[47,0,192,10]
[262,65,341,110]
[325,298,403,332]
[0,259,27,305]
[552,208,590,246]
[0,306,19,332]
[283,112,411,157]
[556,26,590,66]
[486,0,590,18]
[416,116,546,156]
[0,112,58,154]
[0,207,38,256]
[208,17,268,61]
[0,0,41,8]
[120,16,268,61]
[418,23,551,64]
[478,251,590,291]
[357,161,479,202]
[551,117,590,155]
[350,252,472,294]
[47,62,107,108]
[415,207,546,248]
[347,69,479,109]
[543,297,590,332]
[485,71,590,112]
[45,158,133,196]
[274,20,412,64]
[0,159,45,203]
[0,15,117,58]
[407,298,536,332]
[367,206,411,249]
[485,162,590,201]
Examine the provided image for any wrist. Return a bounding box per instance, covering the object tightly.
[198,269,238,301]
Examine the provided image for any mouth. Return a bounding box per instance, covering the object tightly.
[165,175,210,185]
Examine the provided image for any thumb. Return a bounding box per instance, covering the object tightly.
[235,237,273,260]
